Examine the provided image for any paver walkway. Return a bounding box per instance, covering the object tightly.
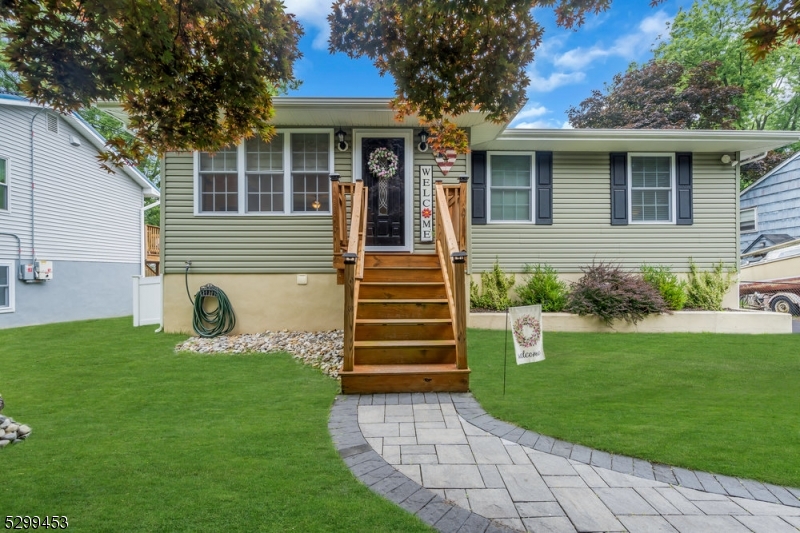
[329,392,800,533]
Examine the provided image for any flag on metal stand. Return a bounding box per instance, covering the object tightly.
[503,305,546,395]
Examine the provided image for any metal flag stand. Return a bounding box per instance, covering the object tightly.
[503,306,509,396]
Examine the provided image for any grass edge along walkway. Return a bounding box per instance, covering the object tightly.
[0,317,432,533]
[468,328,800,489]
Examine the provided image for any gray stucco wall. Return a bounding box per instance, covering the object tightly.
[0,260,139,329]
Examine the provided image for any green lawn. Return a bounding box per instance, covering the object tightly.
[468,329,800,488]
[0,318,430,533]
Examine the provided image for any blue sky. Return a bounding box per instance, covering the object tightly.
[284,0,694,129]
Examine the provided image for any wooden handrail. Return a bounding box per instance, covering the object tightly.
[435,180,468,371]
[341,180,367,373]
[145,225,160,257]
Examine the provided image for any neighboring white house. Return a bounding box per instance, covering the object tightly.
[740,152,800,254]
[0,95,159,329]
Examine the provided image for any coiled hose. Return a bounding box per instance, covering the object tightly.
[185,264,236,337]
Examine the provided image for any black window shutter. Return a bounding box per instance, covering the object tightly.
[535,151,553,225]
[676,152,693,225]
[472,151,487,225]
[610,152,628,225]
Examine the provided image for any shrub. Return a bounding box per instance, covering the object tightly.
[470,260,515,311]
[517,263,568,312]
[640,264,688,311]
[686,260,735,311]
[566,262,668,324]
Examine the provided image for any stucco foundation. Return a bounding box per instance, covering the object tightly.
[163,273,343,334]
[469,310,791,334]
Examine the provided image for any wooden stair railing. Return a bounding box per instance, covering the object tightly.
[340,180,368,374]
[434,178,469,371]
[145,224,160,277]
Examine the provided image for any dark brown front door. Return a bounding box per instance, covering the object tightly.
[362,137,405,247]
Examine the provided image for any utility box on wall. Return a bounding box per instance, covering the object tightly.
[19,263,35,281]
[35,260,53,280]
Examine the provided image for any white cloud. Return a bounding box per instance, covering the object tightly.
[512,120,557,129]
[514,105,549,121]
[284,0,332,50]
[528,70,585,92]
[553,11,672,71]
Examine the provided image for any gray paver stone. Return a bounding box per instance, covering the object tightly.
[652,464,677,485]
[498,464,554,502]
[784,516,800,528]
[359,395,373,405]
[423,464,485,488]
[633,459,655,480]
[691,499,747,515]
[654,488,703,515]
[740,479,780,503]
[665,515,752,533]
[517,430,539,449]
[766,483,800,507]
[344,450,382,467]
[435,506,473,533]
[360,464,397,486]
[569,445,592,464]
[398,393,413,405]
[437,392,453,404]
[633,488,682,515]
[590,450,612,470]
[491,422,519,438]
[714,475,752,499]
[572,464,608,488]
[484,522,519,533]
[533,435,555,453]
[350,459,386,477]
[417,497,455,525]
[456,513,491,533]
[371,473,409,496]
[730,496,800,516]
[673,467,704,491]
[521,517,578,533]
[401,488,437,513]
[502,426,526,443]
[479,465,506,489]
[788,487,800,499]
[469,436,513,464]
[338,443,373,458]
[611,455,634,475]
[467,489,519,519]
[372,393,386,405]
[384,393,399,405]
[386,479,422,504]
[515,502,565,518]
[735,515,800,533]
[551,488,626,532]
[550,440,574,459]
[617,515,679,533]
[694,471,727,495]
[410,392,426,403]
[528,452,576,476]
[595,488,659,515]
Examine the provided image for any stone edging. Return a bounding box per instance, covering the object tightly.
[329,394,518,533]
[450,394,800,509]
[329,392,800,533]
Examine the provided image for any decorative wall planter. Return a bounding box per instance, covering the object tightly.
[469,310,792,334]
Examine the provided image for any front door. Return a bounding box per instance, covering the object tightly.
[362,137,406,247]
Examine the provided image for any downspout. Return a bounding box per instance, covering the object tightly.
[29,107,45,262]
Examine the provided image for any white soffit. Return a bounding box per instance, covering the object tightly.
[473,129,800,159]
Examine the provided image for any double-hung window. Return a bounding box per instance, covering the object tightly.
[629,154,674,223]
[740,208,757,233]
[488,153,534,222]
[0,158,8,211]
[0,261,14,313]
[197,130,332,215]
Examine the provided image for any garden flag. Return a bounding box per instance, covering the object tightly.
[509,305,545,365]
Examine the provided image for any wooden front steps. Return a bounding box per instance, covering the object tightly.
[339,253,470,394]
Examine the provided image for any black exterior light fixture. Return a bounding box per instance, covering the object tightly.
[335,127,349,152]
[418,128,429,152]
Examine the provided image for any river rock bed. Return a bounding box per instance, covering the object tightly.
[176,330,344,378]
[0,415,31,449]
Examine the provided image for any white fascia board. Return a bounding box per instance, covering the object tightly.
[473,128,800,159]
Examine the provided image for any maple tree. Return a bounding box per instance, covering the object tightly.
[567,60,744,129]
[745,0,800,59]
[0,0,301,169]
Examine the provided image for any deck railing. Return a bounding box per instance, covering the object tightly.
[435,177,469,370]
[146,225,160,258]
[332,176,368,373]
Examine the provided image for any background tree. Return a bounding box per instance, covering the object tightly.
[654,0,800,131]
[745,0,800,59]
[328,0,612,154]
[0,0,302,169]
[567,60,743,129]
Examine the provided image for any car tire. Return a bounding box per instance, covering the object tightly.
[769,295,800,315]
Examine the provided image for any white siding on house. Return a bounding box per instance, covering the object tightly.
[0,105,144,263]
[471,152,738,273]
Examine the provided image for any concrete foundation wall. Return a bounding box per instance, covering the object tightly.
[163,273,343,335]
[0,260,140,329]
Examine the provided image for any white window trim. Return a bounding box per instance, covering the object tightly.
[353,129,414,253]
[486,151,536,224]
[0,260,15,314]
[627,152,676,225]
[740,206,758,234]
[0,155,9,213]
[193,128,335,216]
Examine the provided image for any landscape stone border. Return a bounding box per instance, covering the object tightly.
[328,392,800,533]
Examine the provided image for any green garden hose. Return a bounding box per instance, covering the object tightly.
[185,263,236,338]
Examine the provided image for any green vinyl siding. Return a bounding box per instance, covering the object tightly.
[470,152,737,273]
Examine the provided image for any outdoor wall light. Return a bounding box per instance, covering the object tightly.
[720,154,732,164]
[418,128,429,152]
[336,128,349,152]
